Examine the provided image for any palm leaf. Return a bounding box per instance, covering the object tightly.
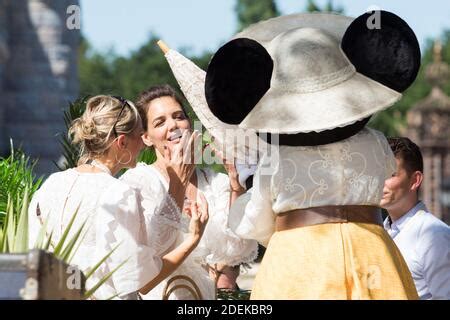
[0,141,42,230]
[33,216,50,249]
[5,196,16,252]
[66,227,89,264]
[52,203,81,256]
[13,186,29,253]
[83,242,121,280]
[43,230,54,251]
[58,219,89,262]
[56,96,90,170]
[84,258,128,299]
[106,293,121,300]
[0,198,10,251]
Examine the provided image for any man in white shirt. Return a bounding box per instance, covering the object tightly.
[381,137,450,300]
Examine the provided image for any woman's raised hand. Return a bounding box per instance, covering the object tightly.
[162,130,201,188]
[186,192,209,242]
[208,143,245,193]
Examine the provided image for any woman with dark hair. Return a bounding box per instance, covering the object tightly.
[121,85,258,300]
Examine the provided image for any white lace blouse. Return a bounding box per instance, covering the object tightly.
[120,164,258,300]
[232,128,397,246]
[28,169,162,299]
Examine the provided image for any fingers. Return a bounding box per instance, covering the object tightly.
[193,133,203,164]
[197,192,209,224]
[179,129,191,158]
[209,143,220,157]
[171,130,189,161]
[183,198,192,217]
[183,130,201,165]
[189,200,199,220]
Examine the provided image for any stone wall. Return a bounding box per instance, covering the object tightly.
[0,0,8,151]
[0,0,80,175]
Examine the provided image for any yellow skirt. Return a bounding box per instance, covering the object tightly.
[250,222,418,300]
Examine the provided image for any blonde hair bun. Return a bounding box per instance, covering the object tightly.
[68,95,141,165]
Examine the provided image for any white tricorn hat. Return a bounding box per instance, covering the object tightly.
[205,11,420,145]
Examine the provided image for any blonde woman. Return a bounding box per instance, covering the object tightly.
[28,95,208,299]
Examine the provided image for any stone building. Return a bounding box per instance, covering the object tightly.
[407,41,450,224]
[0,0,80,174]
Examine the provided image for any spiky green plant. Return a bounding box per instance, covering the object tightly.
[32,207,128,299]
[0,141,42,228]
[0,141,128,299]
[0,188,128,299]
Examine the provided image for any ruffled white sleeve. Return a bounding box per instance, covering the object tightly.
[94,182,162,298]
[120,165,186,257]
[231,155,277,247]
[201,170,258,266]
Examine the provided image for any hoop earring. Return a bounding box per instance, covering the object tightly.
[115,149,132,165]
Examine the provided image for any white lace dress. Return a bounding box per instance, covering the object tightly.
[120,164,258,300]
[232,127,397,246]
[28,169,163,299]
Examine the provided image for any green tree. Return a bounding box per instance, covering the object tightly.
[78,33,213,116]
[305,0,344,13]
[369,31,450,136]
[77,3,449,140]
[235,0,280,32]
[78,36,119,96]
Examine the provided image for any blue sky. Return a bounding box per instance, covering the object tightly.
[80,0,450,57]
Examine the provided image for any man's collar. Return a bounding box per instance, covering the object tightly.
[387,201,427,232]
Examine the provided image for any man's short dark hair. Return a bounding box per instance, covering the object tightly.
[387,137,423,174]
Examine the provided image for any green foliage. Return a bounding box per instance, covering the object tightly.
[111,36,179,100]
[77,4,450,144]
[84,253,127,299]
[0,142,42,227]
[0,191,123,298]
[369,30,450,136]
[235,0,280,32]
[79,36,119,96]
[0,142,124,298]
[0,188,30,253]
[217,289,251,300]
[137,148,157,165]
[306,0,344,13]
[79,33,213,105]
[56,96,89,170]
[77,32,221,170]
[78,32,215,139]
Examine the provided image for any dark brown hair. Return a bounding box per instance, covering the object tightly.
[387,137,423,175]
[135,85,189,130]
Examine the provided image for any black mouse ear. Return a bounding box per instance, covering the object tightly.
[205,38,273,124]
[342,10,421,92]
